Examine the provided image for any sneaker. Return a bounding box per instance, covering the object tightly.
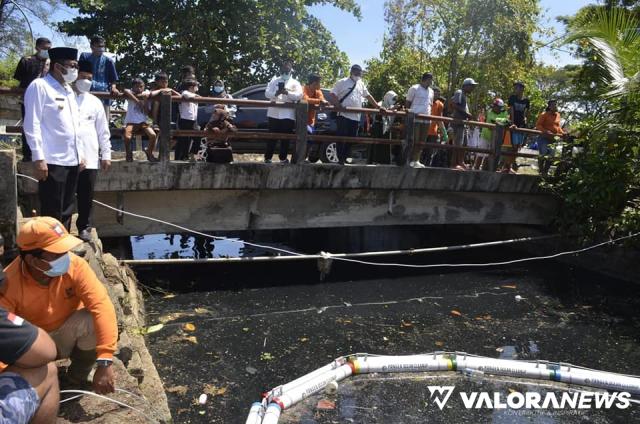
[264,159,272,164]
[279,159,289,164]
[410,161,426,168]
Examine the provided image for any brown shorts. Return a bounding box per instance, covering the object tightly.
[124,122,151,139]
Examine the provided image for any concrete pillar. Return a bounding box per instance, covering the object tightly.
[0,150,18,255]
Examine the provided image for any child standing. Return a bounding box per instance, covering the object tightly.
[176,79,200,160]
[123,78,157,162]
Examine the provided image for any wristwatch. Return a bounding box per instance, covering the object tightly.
[96,359,113,368]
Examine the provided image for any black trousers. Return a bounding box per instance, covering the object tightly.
[337,116,359,163]
[38,164,79,231]
[176,119,197,160]
[266,118,295,161]
[76,169,98,232]
[20,104,32,162]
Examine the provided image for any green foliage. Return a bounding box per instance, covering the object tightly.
[59,0,359,94]
[0,53,19,87]
[542,124,640,238]
[366,0,542,111]
[544,6,640,239]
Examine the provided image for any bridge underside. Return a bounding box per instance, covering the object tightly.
[16,162,557,238]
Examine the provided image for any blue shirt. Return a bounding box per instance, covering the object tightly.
[79,52,118,93]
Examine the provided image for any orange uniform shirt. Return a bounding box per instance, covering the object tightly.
[535,111,563,137]
[428,99,444,136]
[0,254,118,361]
[303,85,325,126]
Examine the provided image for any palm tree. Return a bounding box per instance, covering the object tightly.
[563,6,639,128]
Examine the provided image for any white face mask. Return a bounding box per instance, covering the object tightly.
[213,86,224,94]
[351,75,361,82]
[75,78,92,93]
[60,66,78,83]
[37,50,49,60]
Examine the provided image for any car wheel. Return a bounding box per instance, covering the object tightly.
[320,142,339,163]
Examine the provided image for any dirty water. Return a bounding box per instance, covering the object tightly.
[128,235,640,424]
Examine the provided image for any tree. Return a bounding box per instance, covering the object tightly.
[0,0,59,57]
[543,6,640,239]
[366,0,542,113]
[59,0,360,94]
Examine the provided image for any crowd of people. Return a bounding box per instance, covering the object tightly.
[1,35,572,422]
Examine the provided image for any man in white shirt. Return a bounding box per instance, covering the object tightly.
[176,79,200,161]
[264,60,303,163]
[23,47,81,231]
[406,72,434,168]
[74,60,111,241]
[328,64,385,164]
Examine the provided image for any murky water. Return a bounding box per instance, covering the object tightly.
[124,231,640,423]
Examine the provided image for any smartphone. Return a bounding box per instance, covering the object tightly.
[278,82,285,92]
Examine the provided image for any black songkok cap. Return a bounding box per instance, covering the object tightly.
[48,47,78,61]
[78,60,93,73]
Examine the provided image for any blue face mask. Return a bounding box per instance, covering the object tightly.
[213,86,224,94]
[42,253,71,277]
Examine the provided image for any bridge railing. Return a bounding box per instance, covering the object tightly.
[1,87,543,170]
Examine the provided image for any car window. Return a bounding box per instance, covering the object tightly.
[245,90,267,101]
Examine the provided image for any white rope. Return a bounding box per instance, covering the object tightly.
[15,173,640,269]
[58,389,157,423]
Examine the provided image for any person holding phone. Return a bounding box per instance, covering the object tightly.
[264,59,303,163]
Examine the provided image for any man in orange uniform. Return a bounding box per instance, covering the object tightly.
[0,217,117,394]
[535,99,565,176]
[302,73,328,161]
[425,87,448,166]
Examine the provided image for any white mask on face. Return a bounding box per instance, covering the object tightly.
[37,50,49,60]
[75,78,92,93]
[60,66,78,83]
[351,75,361,82]
[213,86,224,94]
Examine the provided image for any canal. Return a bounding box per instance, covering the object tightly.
[106,227,640,423]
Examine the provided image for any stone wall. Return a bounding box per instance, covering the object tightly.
[59,233,172,423]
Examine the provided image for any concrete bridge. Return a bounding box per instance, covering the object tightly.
[8,154,556,239]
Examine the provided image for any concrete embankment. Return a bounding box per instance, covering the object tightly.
[58,232,171,423]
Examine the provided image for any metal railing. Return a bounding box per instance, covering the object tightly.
[0,87,543,170]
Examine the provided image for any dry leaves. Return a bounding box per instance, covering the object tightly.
[184,336,198,344]
[183,323,196,332]
[501,285,517,289]
[166,385,188,395]
[400,320,414,328]
[435,341,445,347]
[203,384,227,397]
[450,310,463,317]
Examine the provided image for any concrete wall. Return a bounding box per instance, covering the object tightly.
[18,162,544,194]
[0,150,17,251]
[15,161,557,238]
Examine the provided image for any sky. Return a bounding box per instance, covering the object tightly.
[28,0,593,67]
[308,0,594,67]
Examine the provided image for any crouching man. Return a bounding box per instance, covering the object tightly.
[0,217,118,394]
[1,266,59,423]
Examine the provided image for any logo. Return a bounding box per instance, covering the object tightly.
[7,312,25,326]
[64,287,76,299]
[52,224,65,237]
[426,385,631,411]
[427,386,455,410]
